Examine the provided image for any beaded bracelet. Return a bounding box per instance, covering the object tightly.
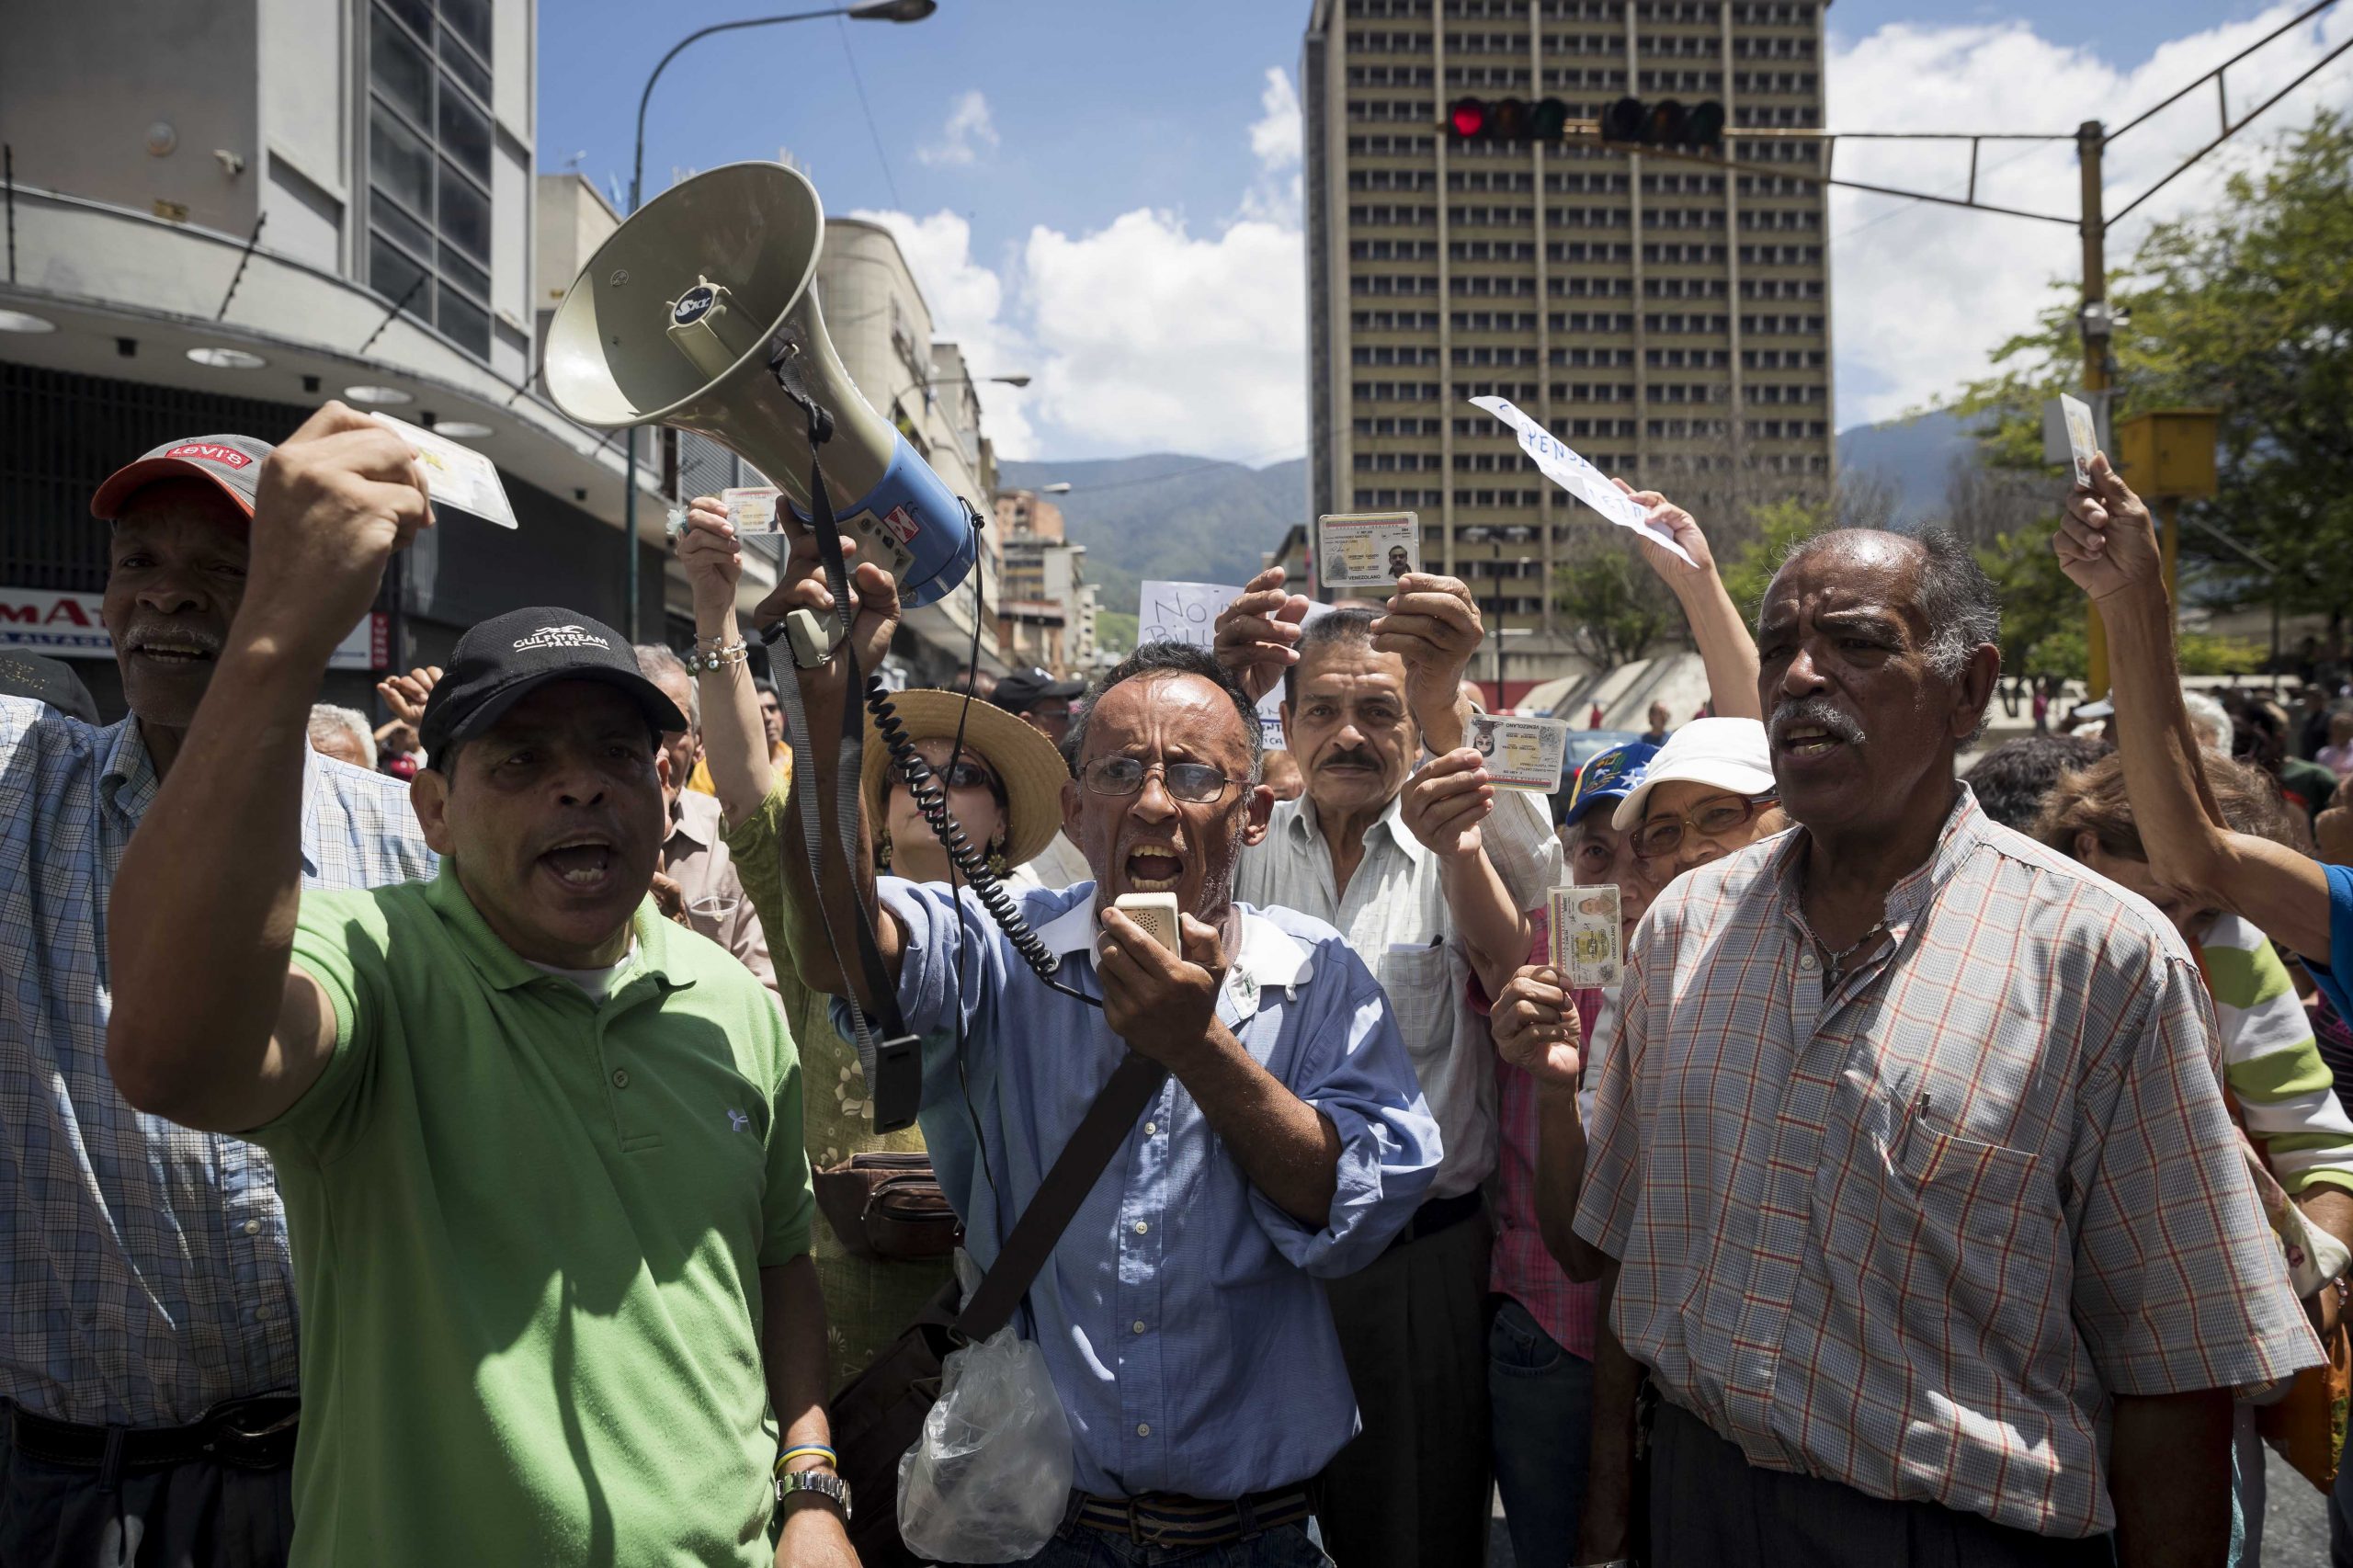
[692,639,749,672]
[775,1444,837,1475]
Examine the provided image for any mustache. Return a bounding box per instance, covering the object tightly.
[1770,698,1866,747]
[1319,746,1380,769]
[121,621,224,652]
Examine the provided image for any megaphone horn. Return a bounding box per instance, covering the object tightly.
[545,162,980,608]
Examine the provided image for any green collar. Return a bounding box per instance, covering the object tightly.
[422,863,690,997]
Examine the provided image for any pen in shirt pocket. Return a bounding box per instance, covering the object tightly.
[1893,1089,1932,1164]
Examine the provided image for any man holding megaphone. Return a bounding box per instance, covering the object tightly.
[104,403,857,1568]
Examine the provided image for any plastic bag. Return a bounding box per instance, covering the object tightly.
[894,1317,1074,1562]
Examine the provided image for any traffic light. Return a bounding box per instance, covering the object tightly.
[1599,96,1726,151]
[1447,96,1571,144]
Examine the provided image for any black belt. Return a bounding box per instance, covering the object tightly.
[1386,1187,1484,1253]
[5,1393,299,1474]
[1071,1483,1313,1548]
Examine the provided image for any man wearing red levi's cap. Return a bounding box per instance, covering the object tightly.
[0,408,434,1565]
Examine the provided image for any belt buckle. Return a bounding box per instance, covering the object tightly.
[1125,1496,1172,1549]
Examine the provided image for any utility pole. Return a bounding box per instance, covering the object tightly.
[2077,119,2113,698]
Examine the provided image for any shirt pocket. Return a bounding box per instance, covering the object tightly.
[1375,942,1454,1073]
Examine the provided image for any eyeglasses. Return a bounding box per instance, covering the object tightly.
[1081,756,1249,804]
[1631,794,1778,858]
[893,756,999,793]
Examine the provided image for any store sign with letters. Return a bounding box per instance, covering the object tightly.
[0,587,384,670]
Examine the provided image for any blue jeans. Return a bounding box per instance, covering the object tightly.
[1022,1520,1332,1567]
[1488,1295,1596,1568]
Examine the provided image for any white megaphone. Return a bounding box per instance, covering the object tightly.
[544,161,980,608]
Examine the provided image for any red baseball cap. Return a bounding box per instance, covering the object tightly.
[89,434,274,520]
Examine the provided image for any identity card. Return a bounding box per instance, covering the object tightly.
[1316,511,1420,590]
[1548,883,1622,990]
[2059,393,2097,488]
[1471,712,1569,791]
[370,413,517,528]
[722,485,783,531]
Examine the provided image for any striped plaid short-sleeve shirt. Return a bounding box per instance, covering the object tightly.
[0,697,434,1426]
[1574,786,2319,1539]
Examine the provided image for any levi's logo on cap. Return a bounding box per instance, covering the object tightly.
[161,442,254,469]
[511,623,609,653]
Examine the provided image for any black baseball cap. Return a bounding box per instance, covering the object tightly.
[991,666,1085,715]
[419,608,686,759]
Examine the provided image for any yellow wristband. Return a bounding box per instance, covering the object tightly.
[775,1445,836,1475]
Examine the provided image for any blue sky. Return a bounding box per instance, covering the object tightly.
[539,2,2353,460]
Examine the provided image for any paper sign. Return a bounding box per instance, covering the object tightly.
[1470,396,1694,567]
[1471,713,1568,790]
[1316,512,1420,590]
[723,485,782,531]
[1140,579,1336,750]
[370,413,517,528]
[2059,393,2097,488]
[1549,883,1622,989]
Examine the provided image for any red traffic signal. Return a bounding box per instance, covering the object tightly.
[1450,98,1487,138]
[1449,95,1575,144]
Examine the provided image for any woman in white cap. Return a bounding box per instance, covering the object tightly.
[1606,716,1787,881]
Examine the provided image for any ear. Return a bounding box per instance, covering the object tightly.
[1061,777,1085,842]
[2072,828,2099,863]
[1279,703,1296,752]
[1243,783,1275,846]
[1952,642,2001,740]
[410,768,454,857]
[655,750,673,791]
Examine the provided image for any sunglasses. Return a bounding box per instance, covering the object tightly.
[892,756,1000,793]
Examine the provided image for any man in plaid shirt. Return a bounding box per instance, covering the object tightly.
[1571,528,2318,1566]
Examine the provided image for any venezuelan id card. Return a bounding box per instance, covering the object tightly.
[2059,393,2097,488]
[1471,712,1568,790]
[370,412,517,528]
[1316,511,1420,590]
[722,486,784,532]
[1548,883,1621,989]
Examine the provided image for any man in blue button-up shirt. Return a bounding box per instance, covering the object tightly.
[0,428,433,1567]
[768,529,1437,1562]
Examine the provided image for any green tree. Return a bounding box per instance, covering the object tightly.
[1949,110,2353,631]
[1552,534,1676,666]
[1719,495,1831,626]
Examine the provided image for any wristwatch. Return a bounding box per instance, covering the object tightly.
[776,1466,853,1522]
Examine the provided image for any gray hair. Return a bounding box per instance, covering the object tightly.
[2181,688,2231,753]
[307,703,376,769]
[1281,606,1379,710]
[1065,642,1265,782]
[632,642,699,731]
[1778,527,2001,739]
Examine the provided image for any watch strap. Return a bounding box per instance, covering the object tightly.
[776,1466,853,1522]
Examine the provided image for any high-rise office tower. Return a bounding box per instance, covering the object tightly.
[1302,0,1834,700]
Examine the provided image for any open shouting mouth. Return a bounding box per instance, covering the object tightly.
[537,833,620,896]
[1123,846,1186,892]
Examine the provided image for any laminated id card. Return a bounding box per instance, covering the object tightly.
[1470,713,1568,790]
[1548,883,1622,989]
[1316,511,1420,590]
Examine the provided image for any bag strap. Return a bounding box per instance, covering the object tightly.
[951,1051,1169,1342]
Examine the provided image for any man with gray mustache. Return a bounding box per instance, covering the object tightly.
[0,429,433,1564]
[1570,528,2317,1567]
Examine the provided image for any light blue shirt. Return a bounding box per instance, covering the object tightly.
[0,697,435,1424]
[842,879,1439,1499]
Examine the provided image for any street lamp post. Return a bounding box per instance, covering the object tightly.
[619,0,936,640]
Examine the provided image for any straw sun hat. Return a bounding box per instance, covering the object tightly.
[858,688,1072,869]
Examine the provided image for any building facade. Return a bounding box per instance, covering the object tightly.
[0,0,697,718]
[991,487,1095,677]
[1302,0,1834,704]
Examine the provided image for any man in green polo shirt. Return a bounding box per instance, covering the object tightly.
[105,403,856,1568]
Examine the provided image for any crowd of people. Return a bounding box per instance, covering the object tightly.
[3,401,2351,1568]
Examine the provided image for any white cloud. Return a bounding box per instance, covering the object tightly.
[849,70,1307,463]
[915,89,999,168]
[1829,6,2353,426]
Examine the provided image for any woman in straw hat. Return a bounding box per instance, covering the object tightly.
[676,497,1077,1381]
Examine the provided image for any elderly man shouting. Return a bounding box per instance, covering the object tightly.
[765,520,1438,1565]
[104,405,848,1568]
[1214,569,1558,1568]
[1571,527,2317,1568]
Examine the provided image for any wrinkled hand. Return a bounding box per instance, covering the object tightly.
[1097,909,1226,1071]
[2055,451,2164,603]
[375,665,442,726]
[755,528,900,701]
[1373,573,1483,735]
[1613,479,1715,582]
[649,870,692,928]
[1402,748,1495,860]
[1213,566,1313,704]
[1491,966,1583,1089]
[679,495,745,617]
[775,1503,858,1568]
[245,402,435,662]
